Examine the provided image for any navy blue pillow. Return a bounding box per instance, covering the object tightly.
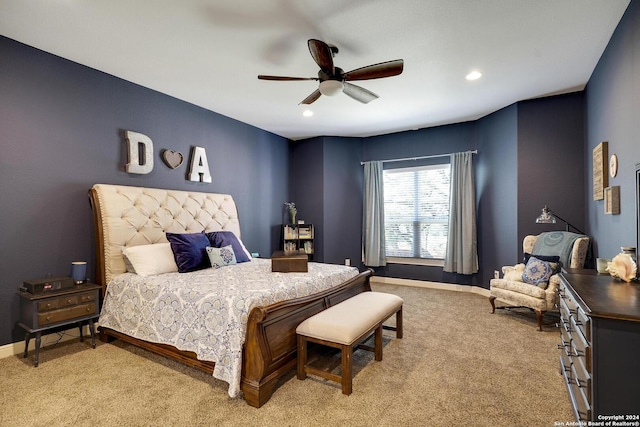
[206,231,250,263]
[524,252,561,265]
[166,231,211,273]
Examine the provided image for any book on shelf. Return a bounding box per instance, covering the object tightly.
[283,225,298,239]
[303,241,313,254]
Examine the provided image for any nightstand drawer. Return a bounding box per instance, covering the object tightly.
[37,295,75,311]
[37,291,96,312]
[37,303,97,326]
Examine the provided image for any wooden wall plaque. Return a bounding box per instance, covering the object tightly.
[593,141,608,201]
[604,186,620,215]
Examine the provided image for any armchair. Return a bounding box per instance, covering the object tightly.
[489,233,590,330]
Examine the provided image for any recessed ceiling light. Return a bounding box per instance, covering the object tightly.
[302,110,314,117]
[466,71,482,81]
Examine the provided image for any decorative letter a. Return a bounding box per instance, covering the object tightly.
[188,146,212,183]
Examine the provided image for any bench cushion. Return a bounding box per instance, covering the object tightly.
[296,292,403,345]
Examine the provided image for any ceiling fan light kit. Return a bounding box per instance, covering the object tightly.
[319,80,343,96]
[258,39,404,105]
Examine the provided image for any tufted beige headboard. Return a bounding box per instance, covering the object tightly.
[89,184,242,292]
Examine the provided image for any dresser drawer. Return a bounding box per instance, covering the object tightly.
[570,325,591,372]
[569,371,592,422]
[37,303,97,326]
[559,284,590,341]
[571,357,591,397]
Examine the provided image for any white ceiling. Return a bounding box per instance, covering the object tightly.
[0,0,631,140]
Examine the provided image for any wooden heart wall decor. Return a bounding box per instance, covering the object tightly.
[162,150,184,169]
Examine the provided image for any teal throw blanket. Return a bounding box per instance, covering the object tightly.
[532,232,585,268]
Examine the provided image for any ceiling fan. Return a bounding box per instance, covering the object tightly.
[258,39,404,105]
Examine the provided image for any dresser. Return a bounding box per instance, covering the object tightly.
[17,283,101,366]
[558,271,640,422]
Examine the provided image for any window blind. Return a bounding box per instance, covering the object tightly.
[383,164,450,259]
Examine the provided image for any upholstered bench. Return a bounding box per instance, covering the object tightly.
[296,291,403,395]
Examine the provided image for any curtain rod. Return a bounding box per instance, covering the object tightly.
[360,150,477,165]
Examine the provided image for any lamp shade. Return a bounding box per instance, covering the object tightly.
[535,205,557,224]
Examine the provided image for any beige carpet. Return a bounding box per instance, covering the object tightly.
[0,284,572,426]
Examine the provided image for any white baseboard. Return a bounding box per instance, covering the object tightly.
[0,325,92,360]
[371,276,491,297]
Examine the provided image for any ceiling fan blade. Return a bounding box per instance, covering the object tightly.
[308,39,335,75]
[258,75,318,81]
[343,59,404,81]
[299,89,322,105]
[342,82,379,104]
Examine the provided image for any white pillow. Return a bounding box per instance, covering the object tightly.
[122,243,178,276]
[237,237,253,260]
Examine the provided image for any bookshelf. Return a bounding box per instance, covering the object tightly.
[282,224,314,259]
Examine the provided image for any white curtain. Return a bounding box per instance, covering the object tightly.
[444,152,478,274]
[362,161,386,267]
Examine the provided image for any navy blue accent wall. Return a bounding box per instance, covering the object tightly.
[290,136,364,267]
[0,37,289,345]
[517,93,586,258]
[321,137,364,267]
[585,0,640,259]
[289,137,325,260]
[476,104,518,288]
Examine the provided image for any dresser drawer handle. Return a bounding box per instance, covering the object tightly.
[86,307,91,312]
[67,299,72,304]
[46,316,51,321]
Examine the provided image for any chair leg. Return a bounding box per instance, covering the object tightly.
[535,309,545,331]
[489,296,496,314]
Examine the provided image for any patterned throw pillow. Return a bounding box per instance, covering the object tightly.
[522,256,558,289]
[206,245,237,268]
[206,231,251,263]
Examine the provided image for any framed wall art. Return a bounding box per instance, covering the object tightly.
[604,185,620,215]
[593,141,608,201]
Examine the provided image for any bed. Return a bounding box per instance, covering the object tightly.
[88,184,372,408]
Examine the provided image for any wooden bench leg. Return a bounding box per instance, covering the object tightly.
[297,335,307,380]
[374,325,383,361]
[396,306,403,339]
[341,344,352,395]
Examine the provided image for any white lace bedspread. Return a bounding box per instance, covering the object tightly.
[98,258,358,397]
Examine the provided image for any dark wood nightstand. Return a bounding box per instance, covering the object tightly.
[17,283,101,366]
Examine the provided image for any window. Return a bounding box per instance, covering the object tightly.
[383,164,450,260]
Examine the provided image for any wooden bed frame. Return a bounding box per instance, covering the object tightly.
[88,184,372,408]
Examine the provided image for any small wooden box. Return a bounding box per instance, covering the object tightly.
[271,251,308,273]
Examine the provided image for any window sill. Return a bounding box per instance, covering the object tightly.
[386,257,444,267]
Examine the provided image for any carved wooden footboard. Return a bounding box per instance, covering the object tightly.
[98,269,372,408]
